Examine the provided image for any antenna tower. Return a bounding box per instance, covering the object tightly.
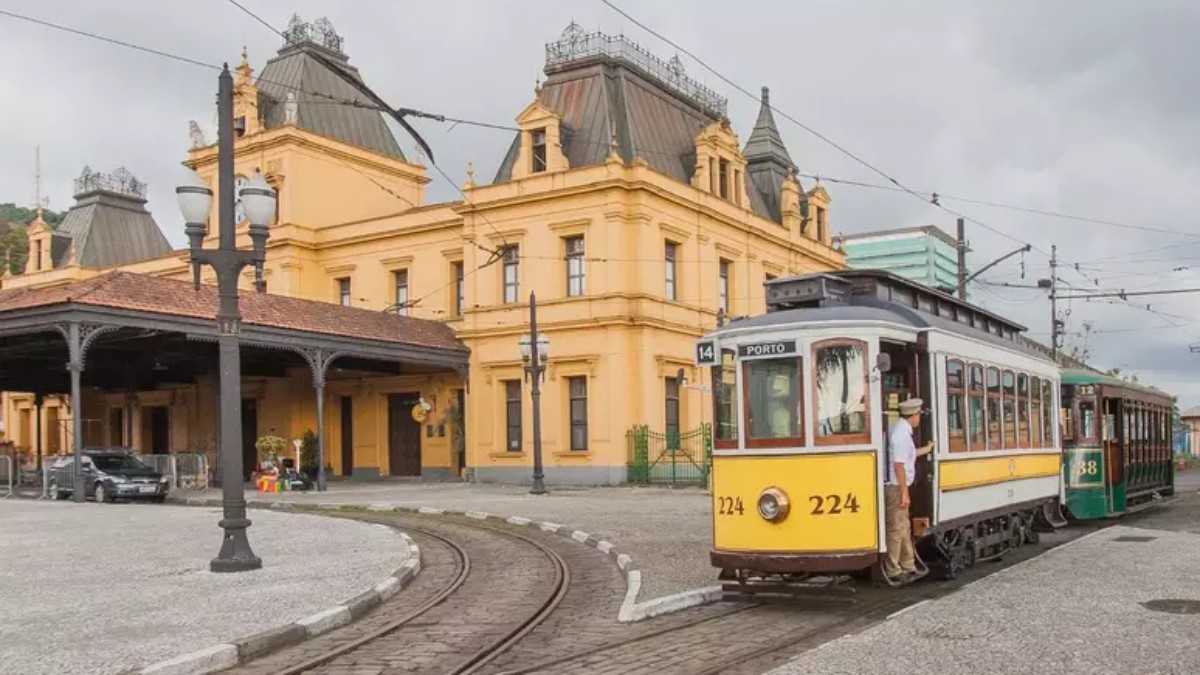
[34,145,49,212]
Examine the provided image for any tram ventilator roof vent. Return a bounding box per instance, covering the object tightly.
[765,273,852,312]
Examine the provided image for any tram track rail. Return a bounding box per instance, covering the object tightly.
[261,515,570,675]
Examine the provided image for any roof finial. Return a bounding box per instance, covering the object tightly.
[761,85,770,106]
[240,45,249,67]
[464,161,476,189]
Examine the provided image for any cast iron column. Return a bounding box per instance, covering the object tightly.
[34,392,43,472]
[67,324,85,503]
[195,65,261,572]
[529,292,546,495]
[316,377,327,492]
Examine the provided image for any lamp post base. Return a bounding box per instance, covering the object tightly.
[210,517,262,573]
[530,476,547,495]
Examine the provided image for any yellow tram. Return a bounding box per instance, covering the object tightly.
[698,270,1066,592]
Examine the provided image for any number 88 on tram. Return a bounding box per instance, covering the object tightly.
[699,271,1065,588]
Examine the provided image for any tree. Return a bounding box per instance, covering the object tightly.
[0,203,64,227]
[0,201,64,276]
[1064,321,1095,364]
[1104,367,1140,384]
[0,225,29,275]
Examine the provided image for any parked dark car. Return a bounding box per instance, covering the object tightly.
[49,448,170,503]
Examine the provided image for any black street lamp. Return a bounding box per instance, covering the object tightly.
[519,292,549,496]
[176,64,275,573]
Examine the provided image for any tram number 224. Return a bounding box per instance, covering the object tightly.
[716,494,861,516]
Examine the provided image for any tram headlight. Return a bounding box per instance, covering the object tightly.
[757,487,790,522]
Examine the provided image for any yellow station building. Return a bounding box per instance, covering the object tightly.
[1,19,843,484]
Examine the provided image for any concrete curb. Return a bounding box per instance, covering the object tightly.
[133,500,422,675]
[220,496,720,624]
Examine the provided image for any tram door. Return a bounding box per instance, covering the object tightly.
[1104,397,1125,513]
[878,341,934,526]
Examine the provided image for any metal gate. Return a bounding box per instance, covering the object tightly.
[627,423,711,486]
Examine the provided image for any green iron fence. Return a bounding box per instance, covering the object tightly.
[627,422,712,486]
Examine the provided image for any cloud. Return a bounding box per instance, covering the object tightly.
[1,0,1198,404]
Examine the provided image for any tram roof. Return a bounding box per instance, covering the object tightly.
[709,269,1052,362]
[1060,368,1172,401]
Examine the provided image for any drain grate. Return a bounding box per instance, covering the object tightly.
[1142,599,1200,615]
[1111,535,1157,543]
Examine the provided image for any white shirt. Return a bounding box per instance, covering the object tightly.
[887,417,916,486]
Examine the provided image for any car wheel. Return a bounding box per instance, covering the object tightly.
[94,482,110,504]
[150,496,166,504]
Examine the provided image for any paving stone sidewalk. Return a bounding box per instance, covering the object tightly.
[0,500,409,675]
[767,523,1200,675]
[174,481,716,602]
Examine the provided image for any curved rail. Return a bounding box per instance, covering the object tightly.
[449,523,572,675]
[273,526,471,675]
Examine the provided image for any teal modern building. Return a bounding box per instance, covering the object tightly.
[838,225,970,300]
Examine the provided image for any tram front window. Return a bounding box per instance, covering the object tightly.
[744,358,802,442]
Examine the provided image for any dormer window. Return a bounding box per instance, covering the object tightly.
[36,241,43,271]
[718,159,729,199]
[531,129,547,173]
[816,206,827,241]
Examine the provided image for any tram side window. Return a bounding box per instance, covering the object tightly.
[813,341,869,445]
[1043,380,1055,446]
[1031,376,1043,447]
[1002,370,1017,449]
[986,367,1002,450]
[968,364,985,451]
[743,357,803,445]
[714,349,739,448]
[946,360,967,452]
[1079,400,1097,443]
[1017,373,1030,449]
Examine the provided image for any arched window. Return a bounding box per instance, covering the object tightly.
[1017,373,1030,449]
[986,367,1001,450]
[946,360,967,452]
[1030,376,1044,447]
[1002,370,1017,448]
[968,364,985,451]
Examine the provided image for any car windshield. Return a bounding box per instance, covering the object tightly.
[90,455,147,471]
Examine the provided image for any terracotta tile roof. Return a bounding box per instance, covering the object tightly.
[0,271,467,354]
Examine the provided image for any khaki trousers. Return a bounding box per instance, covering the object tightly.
[883,484,916,575]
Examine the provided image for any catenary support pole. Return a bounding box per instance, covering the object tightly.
[956,217,967,301]
[1050,244,1059,359]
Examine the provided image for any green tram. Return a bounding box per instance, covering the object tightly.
[1060,369,1176,519]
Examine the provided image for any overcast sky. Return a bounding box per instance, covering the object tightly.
[2,0,1199,409]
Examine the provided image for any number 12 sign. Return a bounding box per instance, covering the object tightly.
[696,341,717,366]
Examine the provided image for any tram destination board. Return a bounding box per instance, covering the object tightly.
[737,340,797,358]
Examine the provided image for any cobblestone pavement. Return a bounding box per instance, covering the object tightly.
[0,501,406,675]
[762,474,1200,675]
[174,481,713,602]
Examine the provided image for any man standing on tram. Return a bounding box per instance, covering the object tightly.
[885,398,934,579]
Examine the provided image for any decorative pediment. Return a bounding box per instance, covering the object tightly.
[807,184,831,203]
[516,98,561,126]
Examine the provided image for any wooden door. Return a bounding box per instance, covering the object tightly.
[241,398,258,481]
[340,396,354,477]
[387,393,422,476]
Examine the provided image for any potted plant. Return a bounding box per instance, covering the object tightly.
[299,429,319,481]
[255,434,288,468]
[445,400,466,480]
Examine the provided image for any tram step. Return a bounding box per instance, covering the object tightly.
[721,581,857,596]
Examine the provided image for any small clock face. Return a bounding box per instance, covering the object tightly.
[234,175,248,223]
